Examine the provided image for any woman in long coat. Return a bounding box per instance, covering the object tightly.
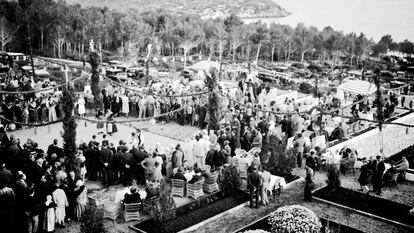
[52,186,68,227]
[304,164,315,202]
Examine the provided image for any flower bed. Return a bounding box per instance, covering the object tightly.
[131,191,249,233]
[313,186,414,228]
[235,214,363,233]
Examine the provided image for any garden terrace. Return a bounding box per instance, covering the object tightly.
[131,191,249,233]
[183,168,414,233]
[313,186,414,229]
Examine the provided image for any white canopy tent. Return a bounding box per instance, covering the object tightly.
[337,80,376,95]
[190,60,220,71]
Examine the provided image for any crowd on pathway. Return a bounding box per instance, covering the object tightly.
[0,70,62,129]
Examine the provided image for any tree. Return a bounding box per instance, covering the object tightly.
[355,33,371,66]
[205,67,220,131]
[52,26,65,59]
[176,18,204,67]
[293,23,313,63]
[0,16,17,51]
[371,43,387,57]
[379,34,393,49]
[229,26,244,62]
[248,21,269,64]
[213,21,227,63]
[344,33,357,65]
[389,42,400,52]
[224,13,243,33]
[203,20,216,60]
[399,40,414,55]
[88,52,101,110]
[62,84,78,173]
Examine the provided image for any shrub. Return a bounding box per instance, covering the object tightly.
[268,205,321,233]
[80,202,106,233]
[219,164,241,196]
[326,164,341,190]
[262,135,296,179]
[156,180,177,223]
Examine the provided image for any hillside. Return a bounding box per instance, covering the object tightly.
[64,0,290,19]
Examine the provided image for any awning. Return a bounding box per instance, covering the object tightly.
[190,60,220,71]
[337,80,376,95]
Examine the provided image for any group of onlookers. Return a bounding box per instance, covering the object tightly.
[0,134,87,233]
[1,71,62,129]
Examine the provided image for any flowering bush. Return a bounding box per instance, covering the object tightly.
[268,205,321,233]
[243,230,270,233]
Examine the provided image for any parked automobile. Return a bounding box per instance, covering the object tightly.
[0,52,29,69]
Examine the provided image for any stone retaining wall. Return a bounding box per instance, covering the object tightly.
[328,112,414,160]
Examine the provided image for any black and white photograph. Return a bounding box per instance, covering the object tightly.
[0,0,413,232]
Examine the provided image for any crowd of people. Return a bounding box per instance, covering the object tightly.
[1,70,63,129]
[0,134,87,233]
[357,155,410,195]
[1,60,413,232]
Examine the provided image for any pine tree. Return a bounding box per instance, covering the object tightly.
[205,67,220,131]
[62,84,78,173]
[89,52,102,110]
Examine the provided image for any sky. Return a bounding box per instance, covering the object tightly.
[275,0,414,42]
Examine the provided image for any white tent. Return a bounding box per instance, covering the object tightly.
[337,80,376,95]
[190,60,220,71]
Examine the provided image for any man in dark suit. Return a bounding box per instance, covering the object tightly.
[247,165,262,208]
[205,145,217,168]
[283,115,294,138]
[123,187,141,204]
[172,166,187,181]
[47,139,63,159]
[257,117,268,136]
[99,142,113,186]
[0,163,13,187]
[132,145,148,186]
[371,155,385,195]
[121,146,134,186]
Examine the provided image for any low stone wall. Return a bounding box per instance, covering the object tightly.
[328,111,414,161]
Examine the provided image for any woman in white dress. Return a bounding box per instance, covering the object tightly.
[77,95,86,117]
[47,97,57,122]
[154,153,164,182]
[182,138,194,168]
[121,94,129,117]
